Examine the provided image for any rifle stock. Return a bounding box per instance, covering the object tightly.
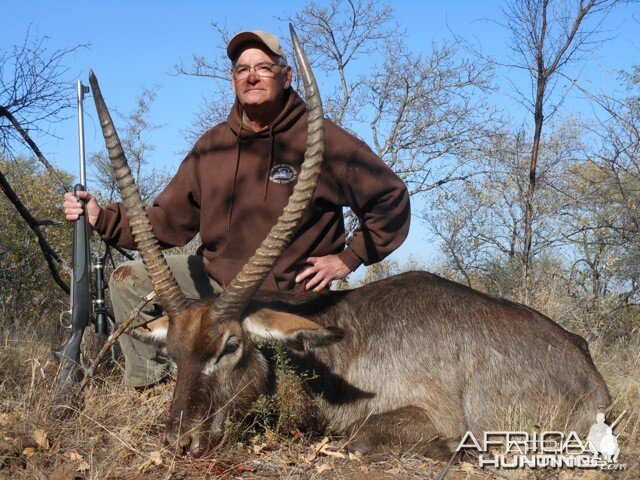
[53,81,109,410]
[54,184,93,386]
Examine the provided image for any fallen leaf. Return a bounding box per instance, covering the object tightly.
[66,450,84,462]
[348,452,362,461]
[137,451,163,473]
[32,428,49,451]
[22,447,35,458]
[253,442,267,454]
[319,444,346,459]
[77,460,90,472]
[359,465,369,472]
[460,461,477,473]
[316,463,332,473]
[306,437,330,461]
[138,383,168,400]
[0,413,9,428]
[385,465,406,475]
[149,450,163,466]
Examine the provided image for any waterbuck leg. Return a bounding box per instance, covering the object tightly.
[344,406,453,459]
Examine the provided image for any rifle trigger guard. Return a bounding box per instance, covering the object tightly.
[59,310,73,329]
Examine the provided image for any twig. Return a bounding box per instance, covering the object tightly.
[79,292,156,391]
[435,449,458,480]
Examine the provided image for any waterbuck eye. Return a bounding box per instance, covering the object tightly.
[223,338,240,355]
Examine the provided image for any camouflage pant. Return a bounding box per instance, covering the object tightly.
[109,255,222,387]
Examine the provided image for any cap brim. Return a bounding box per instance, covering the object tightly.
[227,32,274,61]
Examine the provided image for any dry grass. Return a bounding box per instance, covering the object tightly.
[0,326,637,479]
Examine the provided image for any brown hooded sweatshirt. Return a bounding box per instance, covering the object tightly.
[95,88,410,292]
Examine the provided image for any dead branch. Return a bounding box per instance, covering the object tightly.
[79,291,156,391]
[0,165,70,293]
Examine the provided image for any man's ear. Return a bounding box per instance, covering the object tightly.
[128,315,169,348]
[231,70,238,95]
[284,65,293,90]
[243,308,343,351]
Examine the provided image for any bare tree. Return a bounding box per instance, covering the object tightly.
[498,0,623,289]
[560,66,640,309]
[364,41,496,195]
[180,92,232,149]
[0,30,84,192]
[425,120,583,298]
[284,0,399,125]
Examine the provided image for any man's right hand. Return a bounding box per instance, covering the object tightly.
[63,191,101,228]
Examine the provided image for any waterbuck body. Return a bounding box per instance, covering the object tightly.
[132,270,611,456]
[236,270,610,454]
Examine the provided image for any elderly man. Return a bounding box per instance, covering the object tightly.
[63,30,410,388]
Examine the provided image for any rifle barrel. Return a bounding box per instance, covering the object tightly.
[77,81,89,187]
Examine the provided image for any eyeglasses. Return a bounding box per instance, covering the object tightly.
[231,62,283,80]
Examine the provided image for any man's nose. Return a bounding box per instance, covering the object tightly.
[246,68,260,83]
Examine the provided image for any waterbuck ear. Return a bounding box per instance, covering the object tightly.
[128,315,169,348]
[243,309,343,351]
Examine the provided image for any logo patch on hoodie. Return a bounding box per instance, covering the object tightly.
[269,164,297,184]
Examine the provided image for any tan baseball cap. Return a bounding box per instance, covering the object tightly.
[227,30,287,64]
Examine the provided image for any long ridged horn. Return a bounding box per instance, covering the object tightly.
[89,71,189,317]
[210,24,325,321]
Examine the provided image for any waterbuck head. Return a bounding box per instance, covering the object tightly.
[127,299,342,455]
[90,25,331,456]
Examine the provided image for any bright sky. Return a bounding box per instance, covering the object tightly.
[2,0,638,269]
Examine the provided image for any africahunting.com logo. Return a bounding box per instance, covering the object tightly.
[455,413,627,470]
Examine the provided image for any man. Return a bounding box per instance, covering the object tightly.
[63,30,410,388]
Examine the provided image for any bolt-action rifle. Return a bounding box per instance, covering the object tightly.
[53,81,111,394]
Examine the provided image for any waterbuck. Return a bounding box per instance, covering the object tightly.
[89,25,611,458]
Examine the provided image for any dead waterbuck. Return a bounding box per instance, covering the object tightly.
[89,25,611,458]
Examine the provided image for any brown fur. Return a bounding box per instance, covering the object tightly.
[133,271,611,457]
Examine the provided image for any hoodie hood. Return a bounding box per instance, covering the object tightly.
[227,87,307,139]
[226,88,307,229]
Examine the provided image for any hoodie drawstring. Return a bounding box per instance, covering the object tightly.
[229,120,283,230]
[228,136,242,231]
[264,125,276,201]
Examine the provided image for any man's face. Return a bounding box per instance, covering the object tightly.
[231,45,292,110]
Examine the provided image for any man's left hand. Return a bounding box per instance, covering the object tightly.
[295,255,351,291]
